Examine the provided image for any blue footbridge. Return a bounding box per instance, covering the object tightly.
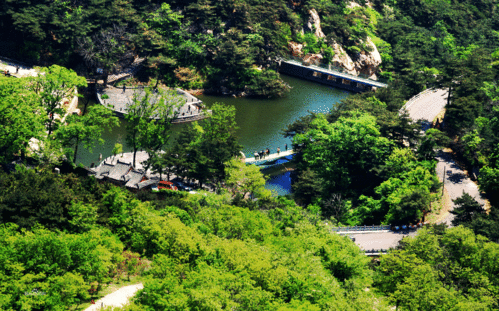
[277,57,388,92]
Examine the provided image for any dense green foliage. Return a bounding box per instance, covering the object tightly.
[0,167,392,310]
[376,225,499,310]
[0,0,397,97]
[0,71,117,165]
[4,1,499,309]
[286,93,442,225]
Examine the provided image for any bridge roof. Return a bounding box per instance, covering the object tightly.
[281,59,388,88]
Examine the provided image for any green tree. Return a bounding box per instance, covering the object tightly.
[292,168,324,206]
[0,76,44,162]
[224,158,271,199]
[294,112,391,195]
[199,103,242,187]
[112,143,123,160]
[417,128,451,161]
[478,166,499,201]
[29,65,87,136]
[55,105,118,163]
[450,192,486,227]
[125,87,184,167]
[76,24,137,85]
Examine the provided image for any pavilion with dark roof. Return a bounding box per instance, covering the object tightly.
[89,159,157,190]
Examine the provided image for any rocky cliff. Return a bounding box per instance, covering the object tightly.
[288,8,382,79]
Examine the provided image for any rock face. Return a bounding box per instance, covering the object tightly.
[288,41,304,57]
[305,9,325,38]
[330,39,381,78]
[289,6,382,79]
[303,54,323,66]
[331,41,357,75]
[354,37,382,78]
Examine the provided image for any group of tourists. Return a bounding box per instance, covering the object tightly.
[253,144,288,160]
[3,65,20,76]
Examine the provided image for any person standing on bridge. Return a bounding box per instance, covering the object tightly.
[277,147,280,155]
[285,143,288,151]
[254,151,259,160]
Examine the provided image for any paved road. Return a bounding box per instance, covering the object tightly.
[84,283,143,311]
[436,150,487,226]
[402,89,448,124]
[402,89,488,226]
[347,89,487,253]
[349,231,418,251]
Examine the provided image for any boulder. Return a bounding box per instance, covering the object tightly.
[306,9,325,38]
[354,37,382,79]
[288,41,304,57]
[331,41,357,75]
[303,54,323,66]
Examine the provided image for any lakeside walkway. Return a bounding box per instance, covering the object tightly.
[245,150,295,165]
[280,58,388,88]
[97,86,209,123]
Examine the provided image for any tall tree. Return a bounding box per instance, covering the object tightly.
[55,105,119,164]
[294,112,392,196]
[450,192,486,227]
[125,87,184,167]
[199,103,242,186]
[28,65,87,136]
[0,76,44,163]
[76,24,137,85]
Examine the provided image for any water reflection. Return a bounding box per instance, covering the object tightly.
[265,171,293,196]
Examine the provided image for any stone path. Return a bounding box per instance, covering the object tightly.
[84,283,143,311]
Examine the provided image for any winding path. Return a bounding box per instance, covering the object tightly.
[346,88,488,253]
[84,283,143,311]
[401,89,488,226]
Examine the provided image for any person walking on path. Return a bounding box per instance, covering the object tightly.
[277,147,280,155]
[123,85,126,93]
[16,66,19,74]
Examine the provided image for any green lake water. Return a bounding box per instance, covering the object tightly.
[76,75,350,193]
